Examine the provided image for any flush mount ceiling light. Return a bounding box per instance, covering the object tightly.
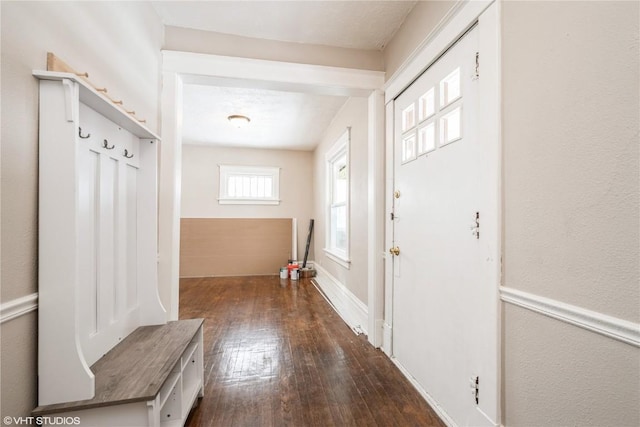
[227,114,251,128]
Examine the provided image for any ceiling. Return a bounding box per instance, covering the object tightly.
[152,1,417,50]
[182,84,348,151]
[153,1,417,151]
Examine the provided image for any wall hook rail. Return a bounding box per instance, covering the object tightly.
[123,149,134,159]
[79,127,91,139]
[103,139,115,150]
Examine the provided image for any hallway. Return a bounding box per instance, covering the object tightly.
[180,276,444,427]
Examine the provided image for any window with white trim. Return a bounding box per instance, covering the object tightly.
[324,129,350,267]
[218,165,280,205]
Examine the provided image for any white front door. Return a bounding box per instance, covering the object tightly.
[391,25,498,426]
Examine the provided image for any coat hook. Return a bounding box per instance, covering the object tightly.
[106,94,123,105]
[78,127,91,139]
[126,110,135,115]
[138,119,147,123]
[123,149,134,159]
[103,139,115,150]
[96,88,107,93]
[76,72,89,78]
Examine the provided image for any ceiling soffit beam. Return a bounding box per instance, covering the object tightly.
[162,50,385,97]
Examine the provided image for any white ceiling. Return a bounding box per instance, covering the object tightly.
[155,1,417,151]
[152,1,417,50]
[182,84,348,151]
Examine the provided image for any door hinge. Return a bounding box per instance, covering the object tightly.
[474,52,480,80]
[470,375,479,404]
[471,211,480,239]
[390,212,395,221]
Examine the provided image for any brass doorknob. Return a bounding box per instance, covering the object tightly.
[389,246,400,256]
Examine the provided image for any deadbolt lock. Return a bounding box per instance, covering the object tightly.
[389,246,400,256]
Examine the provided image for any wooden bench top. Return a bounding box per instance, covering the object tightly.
[33,318,204,416]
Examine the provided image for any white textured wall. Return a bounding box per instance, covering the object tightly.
[384,1,639,425]
[313,98,369,304]
[504,304,639,427]
[0,1,163,417]
[181,144,314,259]
[503,0,639,322]
[502,1,639,425]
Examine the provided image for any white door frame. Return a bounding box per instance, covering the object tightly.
[159,52,386,346]
[382,1,502,425]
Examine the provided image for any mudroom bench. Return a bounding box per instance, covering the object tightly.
[33,319,204,426]
[33,63,204,427]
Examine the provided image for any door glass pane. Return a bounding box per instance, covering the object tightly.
[402,104,416,132]
[419,88,435,121]
[418,122,436,154]
[402,134,417,163]
[439,67,461,108]
[440,106,462,145]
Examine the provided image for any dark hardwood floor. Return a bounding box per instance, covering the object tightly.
[181,275,445,427]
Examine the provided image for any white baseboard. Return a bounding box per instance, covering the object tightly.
[382,322,393,356]
[1,293,38,324]
[312,263,368,336]
[501,287,640,347]
[389,356,457,427]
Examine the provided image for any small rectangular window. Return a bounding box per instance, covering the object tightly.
[418,122,436,154]
[440,106,462,146]
[419,88,436,121]
[439,67,461,108]
[402,133,417,163]
[402,104,416,132]
[218,165,280,205]
[324,129,350,267]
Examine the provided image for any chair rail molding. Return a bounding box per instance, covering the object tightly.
[500,286,640,347]
[1,293,39,324]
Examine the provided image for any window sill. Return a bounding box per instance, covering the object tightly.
[218,198,281,205]
[323,249,351,269]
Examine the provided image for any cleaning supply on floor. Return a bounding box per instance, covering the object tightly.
[287,261,299,278]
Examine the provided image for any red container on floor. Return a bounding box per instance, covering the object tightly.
[287,263,299,278]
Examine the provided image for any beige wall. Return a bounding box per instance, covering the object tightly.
[313,98,369,304]
[504,304,639,427]
[165,26,384,72]
[3,1,637,424]
[503,0,639,323]
[0,1,163,417]
[181,144,314,259]
[384,1,639,425]
[501,1,639,425]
